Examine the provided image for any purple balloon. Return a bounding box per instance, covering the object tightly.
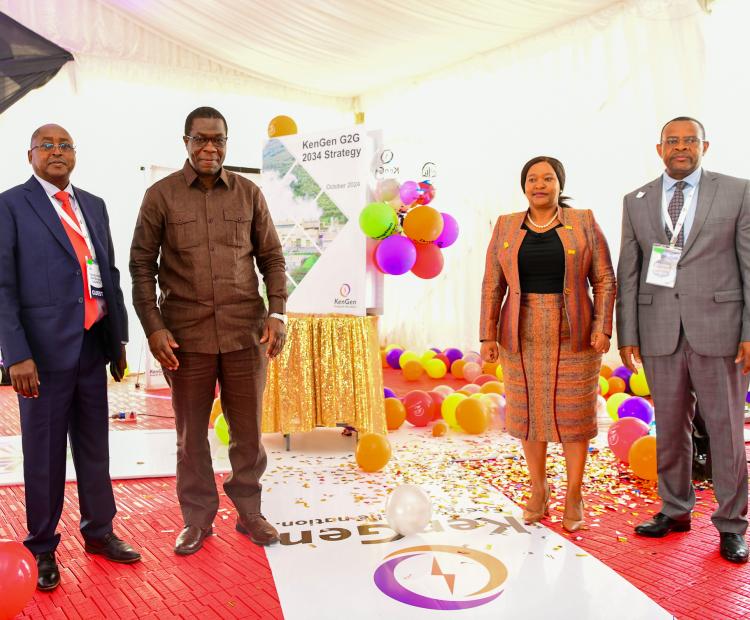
[384,387,397,399]
[399,180,420,206]
[617,396,654,425]
[385,349,403,370]
[430,347,441,354]
[375,235,417,275]
[612,365,633,388]
[746,391,750,404]
[435,213,459,249]
[443,348,463,364]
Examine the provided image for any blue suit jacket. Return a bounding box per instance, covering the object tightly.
[0,176,128,371]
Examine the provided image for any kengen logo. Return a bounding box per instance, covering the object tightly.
[373,545,507,610]
[339,283,351,297]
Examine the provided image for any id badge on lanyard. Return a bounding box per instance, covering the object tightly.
[85,257,105,299]
[645,191,689,288]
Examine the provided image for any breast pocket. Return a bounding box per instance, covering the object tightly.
[224,209,252,247]
[166,212,199,249]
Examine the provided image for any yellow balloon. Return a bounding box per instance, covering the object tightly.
[606,393,631,421]
[268,115,297,138]
[480,381,503,395]
[425,358,447,379]
[355,433,391,472]
[630,372,650,396]
[441,393,467,430]
[495,365,504,381]
[599,375,609,396]
[629,435,658,480]
[420,350,437,364]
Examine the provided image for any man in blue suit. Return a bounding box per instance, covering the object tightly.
[0,124,141,591]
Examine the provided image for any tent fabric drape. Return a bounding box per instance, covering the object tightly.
[0,11,73,114]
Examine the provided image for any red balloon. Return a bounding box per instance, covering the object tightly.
[0,540,37,619]
[403,390,433,427]
[435,353,450,368]
[473,374,497,386]
[427,390,446,421]
[410,243,444,279]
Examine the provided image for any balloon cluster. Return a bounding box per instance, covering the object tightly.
[380,344,506,436]
[360,179,459,279]
[600,364,657,480]
[381,343,504,384]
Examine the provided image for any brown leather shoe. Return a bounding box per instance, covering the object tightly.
[236,514,279,546]
[174,525,213,556]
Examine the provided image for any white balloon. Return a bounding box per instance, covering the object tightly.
[385,484,432,536]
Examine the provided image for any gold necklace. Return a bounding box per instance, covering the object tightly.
[526,210,558,230]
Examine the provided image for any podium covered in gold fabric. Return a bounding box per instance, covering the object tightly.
[262,314,386,435]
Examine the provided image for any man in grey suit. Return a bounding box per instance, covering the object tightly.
[617,116,750,563]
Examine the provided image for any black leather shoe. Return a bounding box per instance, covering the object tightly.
[35,552,60,591]
[174,525,213,556]
[84,532,141,563]
[634,512,691,537]
[720,533,749,563]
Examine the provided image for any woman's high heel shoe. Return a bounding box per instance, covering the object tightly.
[522,488,550,524]
[562,499,585,532]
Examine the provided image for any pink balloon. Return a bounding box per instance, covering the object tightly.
[433,385,454,397]
[462,352,481,364]
[607,417,650,463]
[460,383,481,394]
[399,181,420,206]
[463,362,482,383]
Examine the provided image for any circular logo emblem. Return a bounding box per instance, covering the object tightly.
[339,283,351,297]
[374,545,507,610]
[380,149,394,164]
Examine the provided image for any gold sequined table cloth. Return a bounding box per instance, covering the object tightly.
[262,314,386,434]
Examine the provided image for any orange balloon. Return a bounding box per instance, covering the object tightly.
[451,359,466,379]
[403,360,424,381]
[402,206,444,243]
[482,361,498,375]
[209,397,223,427]
[267,115,297,138]
[628,435,658,481]
[432,421,448,437]
[480,381,504,394]
[455,399,489,434]
[600,364,613,379]
[384,398,406,430]
[608,376,626,395]
[355,433,391,472]
[380,349,388,368]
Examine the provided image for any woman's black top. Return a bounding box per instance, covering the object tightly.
[518,223,565,293]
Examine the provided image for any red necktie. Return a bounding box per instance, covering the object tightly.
[54,191,98,330]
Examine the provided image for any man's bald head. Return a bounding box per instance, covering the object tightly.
[28,124,76,190]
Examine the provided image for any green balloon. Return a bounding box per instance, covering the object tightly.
[359,202,398,240]
[214,413,230,445]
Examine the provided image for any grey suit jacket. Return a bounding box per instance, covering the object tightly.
[616,170,750,357]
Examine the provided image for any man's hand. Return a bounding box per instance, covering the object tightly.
[260,317,286,359]
[10,358,40,398]
[148,329,180,370]
[591,333,611,354]
[110,344,127,382]
[480,340,499,363]
[619,345,642,374]
[735,341,750,375]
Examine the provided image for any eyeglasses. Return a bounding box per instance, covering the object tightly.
[184,135,228,148]
[30,142,76,153]
[662,136,703,147]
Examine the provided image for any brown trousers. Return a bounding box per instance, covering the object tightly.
[164,345,267,528]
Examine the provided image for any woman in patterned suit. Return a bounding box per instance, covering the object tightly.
[480,156,616,532]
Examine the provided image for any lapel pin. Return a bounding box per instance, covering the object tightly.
[503,241,509,249]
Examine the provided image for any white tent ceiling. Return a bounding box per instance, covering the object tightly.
[101,0,620,98]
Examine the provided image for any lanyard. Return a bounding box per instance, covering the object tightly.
[53,196,97,259]
[661,183,695,247]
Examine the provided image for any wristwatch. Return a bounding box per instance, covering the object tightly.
[269,312,288,325]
